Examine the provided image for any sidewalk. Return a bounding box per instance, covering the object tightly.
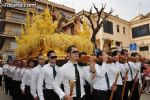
[0,87,11,100]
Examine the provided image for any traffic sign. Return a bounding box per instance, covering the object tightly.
[130,43,137,51]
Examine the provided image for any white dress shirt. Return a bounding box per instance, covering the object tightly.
[37,63,59,100]
[124,62,138,81]
[0,67,3,75]
[2,64,9,75]
[20,68,27,78]
[30,64,43,98]
[108,63,123,86]
[6,66,12,77]
[92,63,109,91]
[12,67,22,81]
[135,62,142,84]
[10,66,16,79]
[53,61,92,99]
[8,66,16,78]
[21,68,32,92]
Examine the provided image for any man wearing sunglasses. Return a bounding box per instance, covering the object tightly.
[31,54,45,100]
[37,50,60,100]
[53,45,96,100]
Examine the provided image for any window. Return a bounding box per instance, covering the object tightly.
[139,46,149,51]
[0,22,5,32]
[12,28,21,35]
[116,41,121,46]
[123,27,126,34]
[132,24,150,38]
[117,25,119,32]
[10,42,17,50]
[70,25,74,35]
[103,21,113,34]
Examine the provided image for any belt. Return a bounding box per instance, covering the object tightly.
[73,97,82,100]
[43,89,54,92]
[93,89,108,92]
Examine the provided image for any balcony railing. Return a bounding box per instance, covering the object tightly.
[5,15,26,23]
[3,30,21,37]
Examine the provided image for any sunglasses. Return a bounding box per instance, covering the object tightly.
[50,56,57,59]
[71,51,79,54]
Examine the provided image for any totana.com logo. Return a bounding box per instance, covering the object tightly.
[1,3,36,8]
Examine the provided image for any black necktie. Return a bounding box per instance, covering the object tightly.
[74,64,81,98]
[128,63,133,80]
[105,72,110,90]
[51,65,56,78]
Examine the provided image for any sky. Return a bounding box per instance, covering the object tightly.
[50,0,150,21]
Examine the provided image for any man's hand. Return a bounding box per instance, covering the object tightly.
[64,94,73,100]
[34,96,39,100]
[89,59,95,73]
[102,53,108,63]
[111,84,117,92]
[134,79,138,83]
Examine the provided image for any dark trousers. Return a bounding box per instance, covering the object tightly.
[124,81,134,100]
[84,81,92,100]
[12,80,22,100]
[4,75,9,94]
[113,85,123,100]
[73,95,86,100]
[8,77,13,96]
[0,75,2,86]
[92,89,109,100]
[24,85,34,100]
[43,89,60,100]
[131,81,140,100]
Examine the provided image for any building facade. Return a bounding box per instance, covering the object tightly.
[0,0,150,58]
[63,11,150,58]
[130,13,150,58]
[0,0,75,58]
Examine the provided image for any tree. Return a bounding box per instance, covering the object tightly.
[83,3,113,49]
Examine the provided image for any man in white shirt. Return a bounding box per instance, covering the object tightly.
[79,52,92,100]
[37,50,60,100]
[110,50,124,100]
[31,54,45,100]
[21,59,35,100]
[6,59,15,96]
[130,52,141,100]
[92,51,110,100]
[11,60,24,100]
[2,61,10,94]
[121,50,138,100]
[53,45,96,100]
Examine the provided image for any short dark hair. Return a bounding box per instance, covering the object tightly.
[112,50,120,57]
[37,54,43,60]
[27,59,35,65]
[79,52,87,57]
[47,50,55,57]
[121,49,128,55]
[96,50,103,58]
[131,52,138,57]
[66,45,76,53]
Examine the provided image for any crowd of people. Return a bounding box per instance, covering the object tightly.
[0,45,150,100]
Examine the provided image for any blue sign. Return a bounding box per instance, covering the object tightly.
[130,43,137,51]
